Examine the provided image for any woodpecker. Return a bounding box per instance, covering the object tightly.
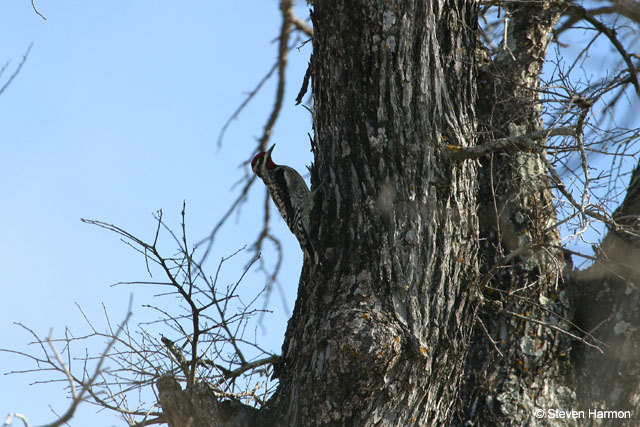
[251,144,314,258]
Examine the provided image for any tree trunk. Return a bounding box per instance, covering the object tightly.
[268,0,479,425]
[458,0,580,425]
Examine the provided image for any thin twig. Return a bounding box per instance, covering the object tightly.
[568,4,640,96]
[4,413,30,427]
[40,297,134,427]
[503,309,604,353]
[216,62,278,148]
[0,43,33,97]
[31,0,46,20]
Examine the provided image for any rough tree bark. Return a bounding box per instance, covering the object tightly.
[459,0,578,425]
[267,0,479,425]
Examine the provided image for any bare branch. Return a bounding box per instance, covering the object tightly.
[39,297,133,427]
[196,174,256,266]
[288,9,313,37]
[216,62,278,148]
[3,413,30,427]
[0,43,33,97]
[445,126,575,160]
[503,309,604,353]
[566,3,640,96]
[31,0,46,20]
[259,0,293,148]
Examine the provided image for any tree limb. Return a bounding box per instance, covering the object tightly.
[445,126,575,160]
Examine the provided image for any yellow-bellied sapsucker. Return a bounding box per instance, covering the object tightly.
[251,144,314,258]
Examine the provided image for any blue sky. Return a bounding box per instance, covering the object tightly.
[1,2,312,425]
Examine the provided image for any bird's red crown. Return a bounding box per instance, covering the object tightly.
[251,150,276,170]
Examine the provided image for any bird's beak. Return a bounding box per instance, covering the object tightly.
[266,144,276,158]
